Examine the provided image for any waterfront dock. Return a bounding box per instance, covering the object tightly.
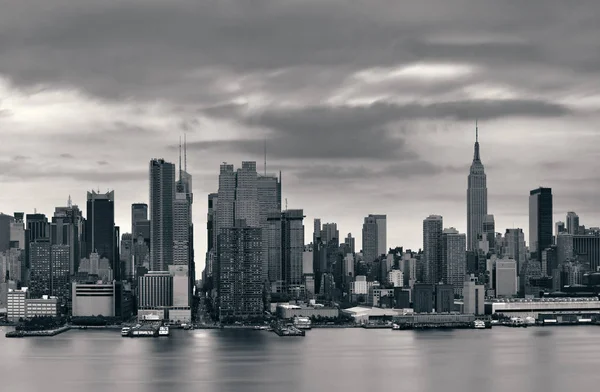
[5,325,71,338]
[272,324,305,336]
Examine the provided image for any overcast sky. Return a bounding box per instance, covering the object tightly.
[1,0,599,272]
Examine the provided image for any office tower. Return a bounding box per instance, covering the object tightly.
[138,271,173,308]
[362,214,387,263]
[566,212,579,235]
[234,161,260,227]
[556,221,566,236]
[344,233,355,254]
[495,258,517,297]
[50,244,71,302]
[0,213,15,252]
[78,252,113,282]
[441,228,467,295]
[388,269,403,287]
[51,201,85,274]
[529,187,553,261]
[206,193,218,253]
[435,283,454,313]
[267,210,305,293]
[573,234,600,272]
[29,240,51,298]
[412,283,434,313]
[26,213,49,242]
[483,214,495,254]
[120,233,133,280]
[312,219,322,292]
[258,172,282,279]
[321,223,339,244]
[131,203,148,238]
[463,275,484,315]
[9,212,25,250]
[149,159,175,271]
[504,228,527,273]
[422,215,443,284]
[173,193,191,266]
[467,124,488,251]
[217,223,264,321]
[86,191,118,278]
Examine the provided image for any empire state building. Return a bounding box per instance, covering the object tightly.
[467,124,488,251]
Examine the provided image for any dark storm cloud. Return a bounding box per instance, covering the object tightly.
[0,0,598,101]
[184,98,571,161]
[59,153,75,159]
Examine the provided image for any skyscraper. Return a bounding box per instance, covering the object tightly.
[505,228,527,273]
[482,214,495,254]
[257,173,282,280]
[149,159,175,271]
[529,187,553,261]
[86,190,117,278]
[344,233,355,254]
[51,201,85,274]
[217,222,264,321]
[362,214,387,263]
[29,240,51,298]
[423,215,443,284]
[441,228,467,295]
[566,212,579,235]
[0,213,15,253]
[131,203,148,238]
[50,244,71,302]
[467,124,488,251]
[267,210,305,292]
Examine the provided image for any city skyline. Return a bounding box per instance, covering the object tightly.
[1,2,600,273]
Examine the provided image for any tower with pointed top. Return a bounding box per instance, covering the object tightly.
[467,122,488,251]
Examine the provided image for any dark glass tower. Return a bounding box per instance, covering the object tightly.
[149,159,175,271]
[86,190,117,277]
[529,187,553,261]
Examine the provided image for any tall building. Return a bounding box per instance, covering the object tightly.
[9,212,25,250]
[217,223,264,320]
[50,244,71,302]
[463,275,485,315]
[362,214,387,263]
[441,228,466,295]
[422,215,443,284]
[257,172,282,280]
[566,212,580,235]
[504,228,527,273]
[86,190,117,277]
[556,232,574,264]
[120,233,133,279]
[482,214,495,254]
[29,240,51,298]
[412,283,434,313]
[344,233,355,254]
[149,159,175,271]
[529,187,553,261]
[0,213,15,253]
[51,201,85,274]
[435,283,454,313]
[573,234,600,272]
[467,124,488,251]
[206,193,218,253]
[138,271,173,308]
[267,210,305,292]
[131,203,148,238]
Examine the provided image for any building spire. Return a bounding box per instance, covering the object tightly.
[178,136,182,182]
[473,121,481,162]
[184,133,187,173]
[264,137,267,176]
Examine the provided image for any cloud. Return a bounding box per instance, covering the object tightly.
[59,153,75,159]
[97,160,109,166]
[11,155,29,161]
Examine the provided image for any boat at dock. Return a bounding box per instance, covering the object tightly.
[473,320,486,329]
[293,317,312,330]
[158,326,170,336]
[121,327,131,336]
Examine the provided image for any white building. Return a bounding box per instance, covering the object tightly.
[7,289,26,321]
[463,276,485,315]
[350,275,368,295]
[387,270,403,288]
[495,258,517,297]
[72,282,116,317]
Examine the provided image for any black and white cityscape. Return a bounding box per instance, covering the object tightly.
[2,1,600,391]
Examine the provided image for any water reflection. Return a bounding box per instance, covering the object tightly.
[2,327,600,392]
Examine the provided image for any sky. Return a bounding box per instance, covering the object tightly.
[1,0,600,274]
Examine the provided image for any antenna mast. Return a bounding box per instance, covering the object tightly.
[178,136,182,181]
[264,138,267,176]
[184,133,187,173]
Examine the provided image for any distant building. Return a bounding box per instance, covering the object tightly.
[50,244,71,302]
[467,125,488,251]
[344,233,355,254]
[362,215,387,263]
[86,190,118,278]
[267,210,305,293]
[138,271,173,309]
[435,284,454,313]
[29,240,51,298]
[441,228,466,295]
[463,275,485,315]
[72,282,117,317]
[573,234,600,272]
[495,258,517,297]
[7,289,58,321]
[413,284,434,313]
[149,159,175,271]
[529,187,553,261]
[566,212,580,235]
[388,269,403,288]
[423,216,443,284]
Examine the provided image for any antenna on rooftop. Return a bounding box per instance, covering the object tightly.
[184,133,187,173]
[264,138,267,176]
[67,195,72,208]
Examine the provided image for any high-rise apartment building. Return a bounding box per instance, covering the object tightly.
[50,244,71,302]
[423,215,443,284]
[29,240,51,298]
[344,233,355,254]
[362,214,387,263]
[467,125,488,251]
[149,159,175,271]
[441,228,466,295]
[257,173,282,280]
[495,258,517,297]
[217,223,264,320]
[482,214,495,254]
[573,234,600,271]
[131,203,148,238]
[529,187,553,261]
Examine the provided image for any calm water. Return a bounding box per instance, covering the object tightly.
[1,326,599,392]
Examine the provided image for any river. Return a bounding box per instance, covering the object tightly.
[1,326,598,392]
